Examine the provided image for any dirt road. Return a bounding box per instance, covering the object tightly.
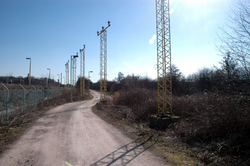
[0,90,169,166]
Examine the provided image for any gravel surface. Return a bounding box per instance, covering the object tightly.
[0,90,169,166]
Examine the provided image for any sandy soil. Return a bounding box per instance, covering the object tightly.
[0,90,170,166]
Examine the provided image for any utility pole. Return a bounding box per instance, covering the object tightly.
[156,0,172,113]
[80,45,85,97]
[97,21,111,102]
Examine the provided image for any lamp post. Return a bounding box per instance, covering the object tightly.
[60,73,62,84]
[47,68,50,87]
[70,53,78,102]
[26,58,31,85]
[88,71,93,95]
[57,74,60,87]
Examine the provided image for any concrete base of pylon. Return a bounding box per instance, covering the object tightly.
[149,112,180,129]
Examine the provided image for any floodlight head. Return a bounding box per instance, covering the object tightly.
[26,57,31,60]
[47,68,50,70]
[72,52,78,58]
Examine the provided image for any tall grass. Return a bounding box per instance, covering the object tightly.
[108,88,250,164]
[115,88,158,122]
[172,93,250,161]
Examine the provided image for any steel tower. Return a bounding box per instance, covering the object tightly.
[72,54,77,86]
[97,21,111,101]
[80,45,85,97]
[156,0,172,113]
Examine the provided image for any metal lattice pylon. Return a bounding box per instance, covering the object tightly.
[156,0,172,113]
[73,57,77,86]
[97,21,111,101]
[72,53,77,94]
[65,60,69,89]
[80,45,85,97]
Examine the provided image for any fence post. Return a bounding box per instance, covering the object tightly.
[19,84,26,111]
[1,83,9,121]
[40,85,44,101]
[46,86,50,99]
[31,85,37,108]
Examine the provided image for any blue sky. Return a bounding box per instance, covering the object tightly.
[0,0,238,83]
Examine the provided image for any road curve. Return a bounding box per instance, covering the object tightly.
[0,90,169,166]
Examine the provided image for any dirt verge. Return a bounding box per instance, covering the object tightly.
[0,90,93,156]
[92,102,203,166]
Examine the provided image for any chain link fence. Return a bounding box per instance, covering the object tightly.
[0,83,63,123]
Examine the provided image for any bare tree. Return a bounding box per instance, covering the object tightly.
[171,64,183,81]
[117,72,124,83]
[219,52,239,80]
[217,0,250,78]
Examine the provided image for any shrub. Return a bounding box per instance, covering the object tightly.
[172,93,250,162]
[108,87,250,164]
[116,88,158,122]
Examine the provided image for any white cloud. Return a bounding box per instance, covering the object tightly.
[170,9,174,14]
[152,34,156,40]
[149,34,157,44]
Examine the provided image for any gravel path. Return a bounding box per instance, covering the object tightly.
[0,90,170,166]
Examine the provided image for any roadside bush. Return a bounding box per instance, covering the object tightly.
[116,88,158,122]
[106,86,250,164]
[172,93,250,163]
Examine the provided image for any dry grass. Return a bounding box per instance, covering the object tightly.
[99,88,250,165]
[172,93,250,165]
[92,102,202,165]
[113,88,158,122]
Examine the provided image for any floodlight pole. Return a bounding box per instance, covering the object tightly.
[97,21,111,101]
[156,0,172,113]
[65,61,69,89]
[47,68,50,86]
[88,71,93,95]
[70,53,78,102]
[80,45,86,97]
[26,58,31,85]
